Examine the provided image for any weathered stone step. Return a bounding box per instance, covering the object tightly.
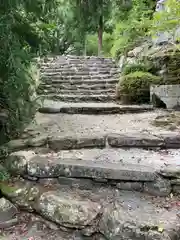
[2,179,179,240]
[38,88,115,95]
[5,147,180,197]
[40,57,116,65]
[6,150,156,181]
[41,65,118,70]
[39,101,153,114]
[41,79,118,85]
[41,75,118,81]
[28,156,156,181]
[40,94,116,102]
[4,129,180,154]
[41,70,118,76]
[39,83,116,90]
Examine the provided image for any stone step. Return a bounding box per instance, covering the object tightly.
[38,88,115,95]
[41,65,118,70]
[40,57,116,65]
[5,127,179,153]
[3,178,179,239]
[39,101,154,114]
[41,79,118,85]
[5,148,180,196]
[41,75,119,81]
[41,70,118,76]
[40,93,116,102]
[39,83,116,90]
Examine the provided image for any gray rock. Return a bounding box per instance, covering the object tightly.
[170,179,180,185]
[99,196,180,239]
[116,181,143,192]
[0,198,18,229]
[107,132,164,148]
[5,151,35,175]
[172,185,180,194]
[48,135,105,151]
[5,139,29,151]
[160,164,180,178]
[144,177,171,197]
[28,134,48,147]
[127,46,144,57]
[27,156,156,181]
[35,191,102,229]
[161,133,180,148]
[1,180,40,211]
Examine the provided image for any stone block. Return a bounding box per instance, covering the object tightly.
[107,132,164,148]
[150,84,180,109]
[48,135,105,151]
[35,191,102,229]
[160,164,180,178]
[172,185,180,194]
[116,181,143,192]
[144,177,171,197]
[27,156,156,181]
[5,151,35,175]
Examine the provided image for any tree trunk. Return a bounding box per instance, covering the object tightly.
[98,15,103,56]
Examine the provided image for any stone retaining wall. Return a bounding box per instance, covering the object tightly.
[150,84,180,109]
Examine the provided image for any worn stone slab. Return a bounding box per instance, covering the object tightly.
[39,101,153,114]
[48,135,105,151]
[54,148,180,169]
[99,192,180,240]
[107,132,164,148]
[41,94,116,102]
[27,156,156,181]
[35,191,102,229]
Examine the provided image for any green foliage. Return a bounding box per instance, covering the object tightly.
[0,0,59,143]
[122,63,149,75]
[111,0,155,58]
[86,33,114,56]
[118,71,162,104]
[151,0,180,41]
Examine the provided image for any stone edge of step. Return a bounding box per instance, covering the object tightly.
[4,149,177,197]
[3,131,180,153]
[38,104,154,114]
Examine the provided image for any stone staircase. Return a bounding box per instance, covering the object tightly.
[38,55,119,102]
[1,56,180,239]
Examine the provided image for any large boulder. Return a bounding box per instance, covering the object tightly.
[35,191,102,229]
[99,193,180,239]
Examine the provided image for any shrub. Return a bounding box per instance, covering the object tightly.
[118,71,162,104]
[122,63,149,75]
